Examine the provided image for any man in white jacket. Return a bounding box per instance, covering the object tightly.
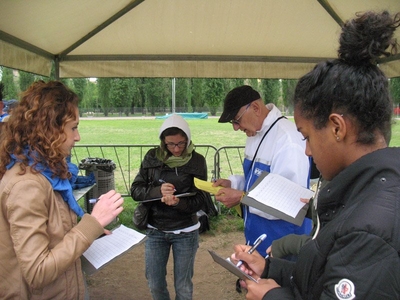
[214,85,311,255]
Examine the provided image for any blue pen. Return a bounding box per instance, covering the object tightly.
[236,233,267,268]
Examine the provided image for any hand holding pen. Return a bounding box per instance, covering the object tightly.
[159,179,176,194]
[235,233,267,268]
[159,179,179,206]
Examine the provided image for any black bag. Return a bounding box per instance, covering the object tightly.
[197,210,210,233]
[197,191,218,234]
[133,203,150,230]
[132,168,157,230]
[200,191,218,217]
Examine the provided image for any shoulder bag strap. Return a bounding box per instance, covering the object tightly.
[247,115,286,174]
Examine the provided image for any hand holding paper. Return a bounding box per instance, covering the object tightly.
[194,178,242,216]
[242,172,314,226]
[194,178,222,194]
[232,243,267,277]
[236,233,267,267]
[212,178,231,188]
[208,250,258,282]
[82,225,146,274]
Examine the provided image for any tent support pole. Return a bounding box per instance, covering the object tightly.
[54,56,59,80]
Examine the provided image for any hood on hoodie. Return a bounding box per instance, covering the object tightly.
[159,114,191,148]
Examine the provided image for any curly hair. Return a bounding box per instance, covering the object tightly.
[0,80,79,179]
[293,11,400,145]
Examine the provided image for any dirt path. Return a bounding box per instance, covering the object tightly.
[86,231,247,300]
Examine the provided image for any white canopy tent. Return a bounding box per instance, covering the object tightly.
[0,0,399,79]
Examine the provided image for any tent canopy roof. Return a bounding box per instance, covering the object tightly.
[1,0,400,79]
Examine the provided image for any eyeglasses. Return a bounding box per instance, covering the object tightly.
[165,141,187,149]
[229,104,250,125]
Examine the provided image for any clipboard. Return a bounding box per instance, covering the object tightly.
[208,250,258,282]
[241,172,313,226]
[141,192,197,203]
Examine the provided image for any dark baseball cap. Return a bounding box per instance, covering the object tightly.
[218,85,261,123]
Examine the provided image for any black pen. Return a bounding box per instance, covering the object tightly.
[236,233,267,267]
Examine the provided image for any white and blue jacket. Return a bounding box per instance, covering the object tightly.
[229,104,312,255]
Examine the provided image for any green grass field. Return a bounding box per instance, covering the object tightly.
[77,117,247,147]
[78,117,400,147]
[77,117,400,232]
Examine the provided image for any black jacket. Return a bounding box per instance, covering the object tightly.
[130,148,208,231]
[264,147,400,299]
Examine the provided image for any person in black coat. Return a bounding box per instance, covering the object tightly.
[230,10,400,300]
[131,114,210,300]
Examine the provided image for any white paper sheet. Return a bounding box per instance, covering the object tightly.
[247,173,314,218]
[83,225,146,269]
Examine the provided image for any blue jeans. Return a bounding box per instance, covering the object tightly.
[145,228,199,300]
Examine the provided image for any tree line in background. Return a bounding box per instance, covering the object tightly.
[1,66,400,117]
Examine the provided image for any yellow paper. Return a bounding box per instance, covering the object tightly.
[194,178,222,194]
[194,178,242,217]
[234,205,242,217]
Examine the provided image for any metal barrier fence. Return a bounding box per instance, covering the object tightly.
[71,144,245,197]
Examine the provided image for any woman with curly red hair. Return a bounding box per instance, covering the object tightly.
[0,81,124,299]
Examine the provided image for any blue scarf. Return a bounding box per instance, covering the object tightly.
[6,152,85,217]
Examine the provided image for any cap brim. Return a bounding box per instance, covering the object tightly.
[218,107,240,123]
